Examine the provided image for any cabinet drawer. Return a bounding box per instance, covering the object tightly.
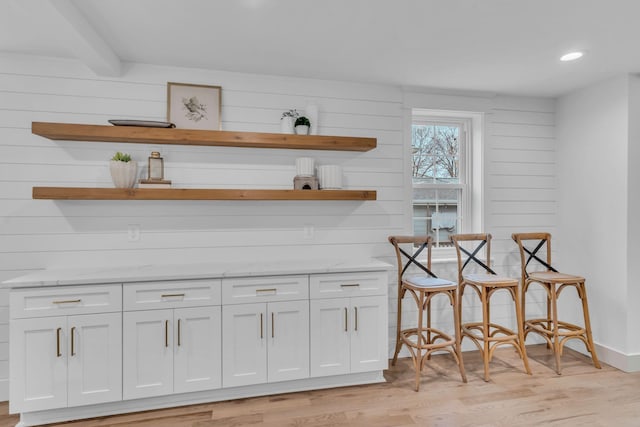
[10,284,122,319]
[310,271,387,299]
[222,275,309,304]
[123,279,221,311]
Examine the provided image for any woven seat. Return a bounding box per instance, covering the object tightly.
[388,235,466,391]
[512,232,601,374]
[451,233,531,381]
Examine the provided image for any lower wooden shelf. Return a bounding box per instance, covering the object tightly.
[32,187,377,201]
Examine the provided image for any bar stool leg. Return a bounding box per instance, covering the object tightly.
[513,285,532,375]
[579,281,602,369]
[415,291,425,391]
[452,288,467,383]
[546,289,552,349]
[550,284,562,374]
[481,286,491,382]
[392,287,404,366]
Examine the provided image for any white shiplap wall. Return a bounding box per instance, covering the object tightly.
[0,54,556,400]
[392,92,556,352]
[0,54,406,399]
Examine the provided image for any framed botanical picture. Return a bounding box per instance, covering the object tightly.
[167,82,222,130]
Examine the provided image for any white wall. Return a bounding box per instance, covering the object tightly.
[557,76,630,365]
[0,54,406,399]
[395,90,556,351]
[627,74,640,357]
[0,53,560,400]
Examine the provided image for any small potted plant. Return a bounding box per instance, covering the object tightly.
[280,109,299,134]
[109,151,138,188]
[295,116,311,135]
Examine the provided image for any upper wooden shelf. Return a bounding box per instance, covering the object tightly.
[32,187,377,201]
[32,122,376,152]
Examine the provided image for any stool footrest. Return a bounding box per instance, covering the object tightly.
[400,327,455,350]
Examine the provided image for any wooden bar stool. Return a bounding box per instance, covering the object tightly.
[511,232,601,374]
[451,233,531,381]
[388,235,467,391]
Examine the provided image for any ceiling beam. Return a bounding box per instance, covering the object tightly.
[47,0,122,76]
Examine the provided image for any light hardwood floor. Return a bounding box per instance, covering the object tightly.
[2,345,639,427]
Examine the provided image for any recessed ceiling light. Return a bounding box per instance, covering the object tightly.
[560,51,584,62]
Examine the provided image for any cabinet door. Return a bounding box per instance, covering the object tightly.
[174,306,222,393]
[222,303,267,387]
[350,295,388,373]
[10,317,67,413]
[267,300,309,383]
[310,299,350,377]
[123,309,173,399]
[67,313,122,407]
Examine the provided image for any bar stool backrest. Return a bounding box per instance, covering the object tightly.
[511,232,558,280]
[450,233,496,283]
[388,235,438,286]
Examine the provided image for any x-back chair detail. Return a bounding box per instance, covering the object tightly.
[388,235,466,391]
[511,232,601,374]
[451,233,531,381]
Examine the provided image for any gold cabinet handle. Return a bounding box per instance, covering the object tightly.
[344,307,348,332]
[260,313,264,339]
[53,299,81,304]
[256,288,277,295]
[70,326,76,356]
[56,327,62,357]
[165,320,169,347]
[340,284,360,288]
[354,307,358,331]
[161,293,185,298]
[177,319,181,347]
[271,312,275,338]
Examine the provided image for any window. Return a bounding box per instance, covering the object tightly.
[412,112,474,249]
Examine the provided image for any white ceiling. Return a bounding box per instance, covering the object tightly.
[2,0,640,97]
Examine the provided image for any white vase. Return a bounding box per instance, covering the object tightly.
[280,117,295,134]
[109,160,138,188]
[295,125,309,135]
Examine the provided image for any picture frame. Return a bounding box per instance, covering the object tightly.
[167,82,222,130]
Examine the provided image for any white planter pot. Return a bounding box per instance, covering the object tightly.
[109,161,138,188]
[295,125,309,135]
[281,117,295,134]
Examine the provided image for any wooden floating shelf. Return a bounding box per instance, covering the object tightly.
[32,122,376,152]
[32,187,377,201]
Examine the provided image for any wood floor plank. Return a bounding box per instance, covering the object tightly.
[1,345,639,427]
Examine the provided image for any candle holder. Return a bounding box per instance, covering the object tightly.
[139,151,172,188]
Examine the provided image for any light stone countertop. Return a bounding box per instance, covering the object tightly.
[2,259,392,288]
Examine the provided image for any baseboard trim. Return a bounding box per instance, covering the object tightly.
[16,371,384,427]
[565,341,640,372]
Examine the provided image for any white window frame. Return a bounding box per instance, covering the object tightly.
[410,109,483,260]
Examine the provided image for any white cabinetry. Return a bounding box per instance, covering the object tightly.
[9,285,122,413]
[122,280,222,399]
[6,262,390,427]
[222,275,309,387]
[310,272,388,377]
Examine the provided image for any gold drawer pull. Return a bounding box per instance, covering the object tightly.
[256,288,277,294]
[161,293,185,298]
[344,307,348,332]
[70,326,76,356]
[340,283,360,288]
[53,299,81,304]
[56,327,62,357]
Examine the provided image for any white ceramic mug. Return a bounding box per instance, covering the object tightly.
[296,157,315,177]
[318,165,342,189]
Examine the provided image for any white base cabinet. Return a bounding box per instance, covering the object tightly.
[10,309,122,413]
[222,300,309,387]
[310,296,387,377]
[7,265,389,427]
[122,280,223,400]
[310,272,388,377]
